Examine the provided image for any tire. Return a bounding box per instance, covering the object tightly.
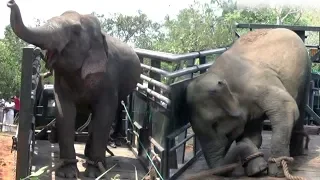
[27,118,36,175]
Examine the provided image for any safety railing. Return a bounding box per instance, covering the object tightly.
[125,47,228,180]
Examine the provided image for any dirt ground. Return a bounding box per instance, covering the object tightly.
[0,132,16,180]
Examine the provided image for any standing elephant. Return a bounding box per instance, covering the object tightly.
[172,28,311,177]
[7,0,142,178]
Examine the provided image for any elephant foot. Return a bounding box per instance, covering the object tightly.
[84,160,106,178]
[56,163,79,178]
[267,156,294,177]
[267,162,285,177]
[243,154,267,177]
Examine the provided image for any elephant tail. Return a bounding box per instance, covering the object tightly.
[170,80,192,128]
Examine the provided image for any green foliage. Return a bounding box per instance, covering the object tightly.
[93,11,163,49]
[0,25,26,98]
[1,0,320,95]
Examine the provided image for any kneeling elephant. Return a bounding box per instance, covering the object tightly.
[172,28,311,177]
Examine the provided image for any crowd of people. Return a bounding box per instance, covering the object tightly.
[0,95,20,132]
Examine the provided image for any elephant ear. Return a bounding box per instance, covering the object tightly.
[81,31,108,79]
[214,80,242,117]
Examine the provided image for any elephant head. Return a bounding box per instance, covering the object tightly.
[7,0,108,72]
[172,72,245,169]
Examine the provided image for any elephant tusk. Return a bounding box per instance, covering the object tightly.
[185,163,239,180]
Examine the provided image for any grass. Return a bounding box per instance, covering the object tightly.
[20,164,122,180]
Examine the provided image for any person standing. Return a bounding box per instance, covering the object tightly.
[13,94,20,118]
[0,99,5,131]
[2,97,15,132]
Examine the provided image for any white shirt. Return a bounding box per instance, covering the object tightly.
[5,102,15,116]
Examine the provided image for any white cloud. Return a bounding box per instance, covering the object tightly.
[0,0,211,38]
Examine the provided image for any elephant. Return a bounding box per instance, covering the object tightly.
[7,0,142,178]
[171,28,311,178]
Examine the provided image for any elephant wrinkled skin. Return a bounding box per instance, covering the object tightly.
[7,0,142,178]
[172,28,311,177]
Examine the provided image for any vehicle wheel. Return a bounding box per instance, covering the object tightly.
[28,119,36,175]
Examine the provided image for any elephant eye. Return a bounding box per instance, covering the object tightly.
[208,89,217,95]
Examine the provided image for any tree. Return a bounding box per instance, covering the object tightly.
[92,11,163,49]
[0,26,26,98]
[152,1,220,53]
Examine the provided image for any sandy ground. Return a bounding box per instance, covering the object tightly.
[0,132,16,180]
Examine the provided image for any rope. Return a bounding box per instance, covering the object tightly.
[242,152,264,167]
[76,113,92,132]
[268,156,306,180]
[121,100,164,180]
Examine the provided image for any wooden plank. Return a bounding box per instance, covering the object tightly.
[178,131,320,180]
[30,140,147,180]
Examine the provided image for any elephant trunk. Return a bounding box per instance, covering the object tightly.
[199,135,254,169]
[198,135,229,168]
[8,0,67,51]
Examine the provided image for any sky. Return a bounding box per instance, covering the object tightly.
[0,0,212,38]
[237,0,320,9]
[1,0,319,39]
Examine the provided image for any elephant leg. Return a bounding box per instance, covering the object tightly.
[54,87,78,178]
[84,93,117,178]
[290,91,308,156]
[111,102,124,137]
[235,120,267,177]
[258,87,299,177]
[110,102,124,146]
[84,132,92,158]
[193,120,243,170]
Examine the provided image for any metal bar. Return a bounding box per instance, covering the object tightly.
[305,105,320,124]
[0,123,18,127]
[169,134,195,152]
[141,74,170,92]
[137,83,171,104]
[150,149,161,162]
[168,150,203,180]
[167,123,192,139]
[199,56,207,74]
[135,47,227,62]
[150,59,162,95]
[141,62,213,78]
[167,63,213,78]
[193,136,200,157]
[141,64,170,76]
[309,81,315,111]
[133,121,142,130]
[306,45,320,48]
[134,91,170,116]
[16,46,34,179]
[160,149,166,176]
[149,136,165,152]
